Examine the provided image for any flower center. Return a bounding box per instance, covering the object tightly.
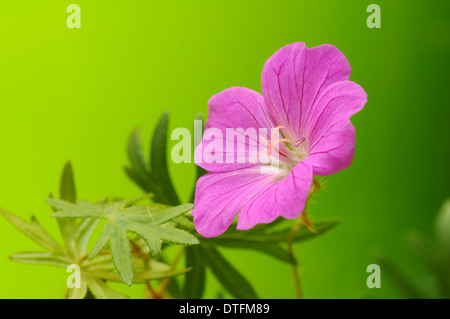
[254,126,308,176]
[279,136,308,171]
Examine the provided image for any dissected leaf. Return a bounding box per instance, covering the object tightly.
[109,222,133,285]
[135,267,191,282]
[173,215,195,231]
[57,218,78,260]
[89,266,191,283]
[67,278,88,299]
[85,274,128,299]
[149,203,193,225]
[89,220,113,261]
[47,199,106,218]
[0,209,64,254]
[4,161,196,299]
[126,221,198,256]
[82,254,117,272]
[141,203,195,231]
[48,199,198,285]
[9,252,71,268]
[83,255,153,273]
[75,218,100,256]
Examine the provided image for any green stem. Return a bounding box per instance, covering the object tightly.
[287,216,303,299]
[158,246,185,297]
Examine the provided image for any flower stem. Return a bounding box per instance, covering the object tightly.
[146,282,161,299]
[157,246,185,297]
[287,215,304,299]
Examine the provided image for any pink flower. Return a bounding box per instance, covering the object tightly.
[193,42,367,238]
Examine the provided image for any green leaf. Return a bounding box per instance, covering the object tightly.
[88,220,113,261]
[125,117,180,206]
[75,218,100,256]
[199,246,258,299]
[126,221,198,254]
[89,266,191,283]
[127,128,149,180]
[264,218,340,243]
[83,255,150,273]
[435,198,450,253]
[124,166,152,193]
[0,209,64,254]
[135,267,192,282]
[82,254,117,272]
[202,237,294,264]
[173,215,196,231]
[9,252,71,268]
[150,112,180,206]
[167,277,182,299]
[60,161,77,203]
[255,244,295,264]
[56,218,78,259]
[67,278,88,299]
[183,246,206,298]
[408,230,450,298]
[85,274,128,299]
[206,218,340,245]
[209,239,294,264]
[109,222,133,285]
[149,203,193,224]
[56,161,79,259]
[376,253,426,299]
[50,199,198,284]
[47,199,106,218]
[195,218,338,297]
[408,230,441,271]
[224,217,286,235]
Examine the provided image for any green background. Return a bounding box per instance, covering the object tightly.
[0,0,449,298]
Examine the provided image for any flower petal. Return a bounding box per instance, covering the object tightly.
[305,119,355,176]
[193,162,313,237]
[261,42,351,139]
[192,167,278,237]
[195,87,273,172]
[305,81,367,176]
[237,161,313,230]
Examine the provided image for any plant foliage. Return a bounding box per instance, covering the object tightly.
[0,112,340,299]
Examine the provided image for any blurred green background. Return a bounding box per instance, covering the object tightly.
[0,0,449,298]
